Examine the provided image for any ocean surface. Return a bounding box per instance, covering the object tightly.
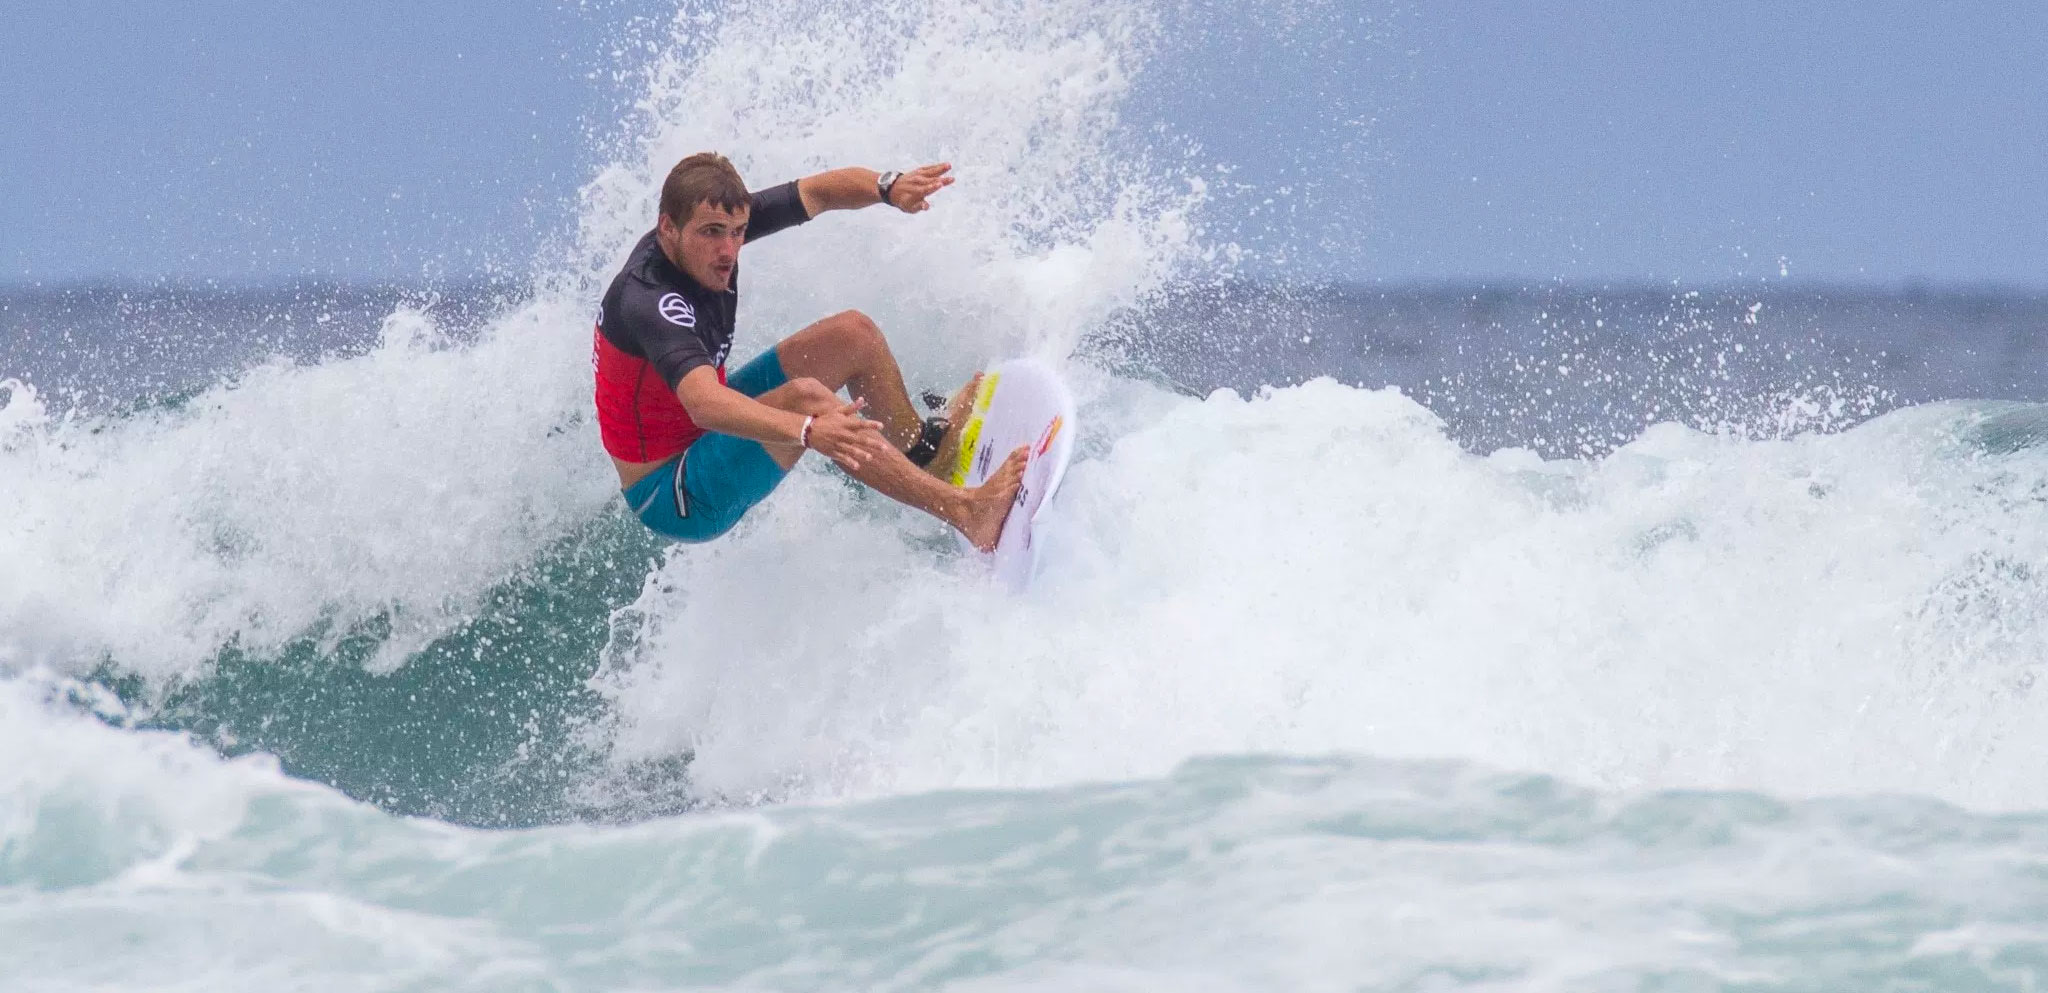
[6,0,2048,989]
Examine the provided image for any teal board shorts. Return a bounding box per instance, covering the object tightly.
[622,348,790,543]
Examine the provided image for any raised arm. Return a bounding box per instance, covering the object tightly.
[796,163,954,216]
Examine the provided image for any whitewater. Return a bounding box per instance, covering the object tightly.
[5,0,2048,988]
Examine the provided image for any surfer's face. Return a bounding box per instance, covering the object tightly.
[658,202,749,292]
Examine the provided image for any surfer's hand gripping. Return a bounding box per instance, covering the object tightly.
[885,163,954,214]
[804,397,890,472]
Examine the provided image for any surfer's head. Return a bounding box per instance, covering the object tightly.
[656,152,751,292]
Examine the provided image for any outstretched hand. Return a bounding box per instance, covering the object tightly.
[806,399,889,472]
[887,163,954,213]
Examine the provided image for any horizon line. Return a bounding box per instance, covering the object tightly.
[5,273,2046,299]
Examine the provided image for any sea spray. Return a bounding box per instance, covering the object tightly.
[596,372,2048,808]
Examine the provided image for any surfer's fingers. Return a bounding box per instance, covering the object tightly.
[840,430,888,459]
[898,169,952,207]
[836,409,884,436]
[818,420,887,464]
[818,435,864,471]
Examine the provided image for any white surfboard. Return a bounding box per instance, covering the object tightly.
[948,358,1077,590]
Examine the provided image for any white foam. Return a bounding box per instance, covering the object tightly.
[597,380,2048,808]
[0,296,614,676]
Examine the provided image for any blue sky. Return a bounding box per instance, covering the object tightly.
[1351,1,2048,287]
[4,1,2043,287]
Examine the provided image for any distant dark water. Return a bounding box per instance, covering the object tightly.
[1,280,521,411]
[11,280,2045,459]
[1097,281,2048,456]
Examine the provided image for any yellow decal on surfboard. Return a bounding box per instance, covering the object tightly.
[974,372,1000,414]
[950,372,1001,486]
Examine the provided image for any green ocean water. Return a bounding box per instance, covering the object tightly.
[97,515,665,827]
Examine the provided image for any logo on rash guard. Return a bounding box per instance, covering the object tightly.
[657,293,696,327]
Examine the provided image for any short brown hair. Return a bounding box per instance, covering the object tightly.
[659,152,749,223]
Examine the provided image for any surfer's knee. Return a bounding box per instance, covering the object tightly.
[828,309,887,356]
[830,308,880,333]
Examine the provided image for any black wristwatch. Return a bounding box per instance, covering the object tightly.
[876,170,902,207]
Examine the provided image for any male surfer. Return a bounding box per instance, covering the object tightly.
[593,152,1026,548]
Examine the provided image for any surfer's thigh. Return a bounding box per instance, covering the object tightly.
[726,347,791,399]
[621,431,796,544]
[766,310,889,391]
[617,446,754,543]
[676,431,793,539]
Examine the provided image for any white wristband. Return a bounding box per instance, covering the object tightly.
[798,415,814,449]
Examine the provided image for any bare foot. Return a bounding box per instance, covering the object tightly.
[924,372,983,480]
[958,446,1028,552]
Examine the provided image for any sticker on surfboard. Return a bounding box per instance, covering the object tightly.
[948,357,1077,590]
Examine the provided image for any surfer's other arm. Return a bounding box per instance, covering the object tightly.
[796,163,954,216]
[675,364,886,472]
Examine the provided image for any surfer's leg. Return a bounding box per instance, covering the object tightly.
[751,376,1029,551]
[769,310,924,451]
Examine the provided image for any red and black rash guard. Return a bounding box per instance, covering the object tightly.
[592,181,810,463]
